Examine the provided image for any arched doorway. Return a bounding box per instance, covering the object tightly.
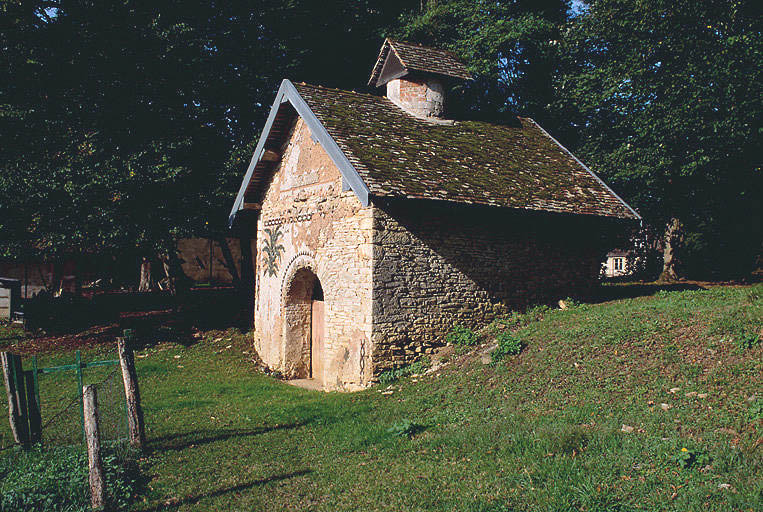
[283,267,324,382]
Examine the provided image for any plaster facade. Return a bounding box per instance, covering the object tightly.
[253,117,374,391]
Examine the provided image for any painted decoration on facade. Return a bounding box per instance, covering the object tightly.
[262,226,285,277]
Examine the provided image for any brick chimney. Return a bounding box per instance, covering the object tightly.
[368,39,471,120]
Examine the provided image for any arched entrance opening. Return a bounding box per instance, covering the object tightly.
[283,267,324,382]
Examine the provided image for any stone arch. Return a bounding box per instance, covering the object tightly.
[281,253,325,382]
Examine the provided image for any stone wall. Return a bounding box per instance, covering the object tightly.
[0,260,77,298]
[371,199,608,373]
[254,116,374,390]
[177,238,255,284]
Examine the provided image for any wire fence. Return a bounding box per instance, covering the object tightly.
[1,350,129,452]
[39,367,128,447]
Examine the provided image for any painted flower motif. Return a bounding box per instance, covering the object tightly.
[262,225,285,277]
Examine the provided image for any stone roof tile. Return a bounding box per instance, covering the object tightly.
[369,39,472,87]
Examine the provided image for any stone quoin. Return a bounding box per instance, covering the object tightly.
[230,39,640,391]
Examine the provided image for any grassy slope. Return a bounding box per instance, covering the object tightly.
[2,284,762,511]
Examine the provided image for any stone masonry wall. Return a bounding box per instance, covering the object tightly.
[254,116,374,390]
[371,199,607,373]
[386,76,445,118]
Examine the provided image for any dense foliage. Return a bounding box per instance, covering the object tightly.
[394,0,568,125]
[0,0,409,265]
[1,0,759,279]
[555,0,762,278]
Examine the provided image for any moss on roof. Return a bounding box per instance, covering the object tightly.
[294,82,637,219]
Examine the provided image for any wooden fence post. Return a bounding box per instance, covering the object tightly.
[117,337,145,449]
[1,352,23,444]
[1,352,32,446]
[83,385,106,511]
[10,354,30,446]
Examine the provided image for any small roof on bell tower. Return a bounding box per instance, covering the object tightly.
[368,39,472,88]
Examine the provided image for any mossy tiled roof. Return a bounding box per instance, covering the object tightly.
[294,82,638,219]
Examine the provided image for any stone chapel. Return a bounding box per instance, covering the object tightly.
[229,39,640,391]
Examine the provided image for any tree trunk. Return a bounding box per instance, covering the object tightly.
[51,261,64,297]
[659,217,683,282]
[160,255,174,295]
[160,250,190,297]
[138,257,153,292]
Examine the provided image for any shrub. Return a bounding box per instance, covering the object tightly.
[446,324,478,346]
[0,445,138,512]
[491,331,524,361]
[499,304,552,329]
[526,304,552,321]
[560,297,580,309]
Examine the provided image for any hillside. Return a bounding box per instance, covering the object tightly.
[2,284,761,511]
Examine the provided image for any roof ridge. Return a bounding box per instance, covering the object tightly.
[387,39,463,59]
[368,38,472,87]
[296,83,547,130]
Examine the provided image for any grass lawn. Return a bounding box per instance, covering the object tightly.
[1,283,761,511]
[0,322,24,349]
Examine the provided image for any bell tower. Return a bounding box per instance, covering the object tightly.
[368,39,472,119]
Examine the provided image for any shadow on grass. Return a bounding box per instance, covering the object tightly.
[149,422,309,452]
[142,469,312,511]
[592,282,706,303]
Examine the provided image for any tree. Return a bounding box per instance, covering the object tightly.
[394,0,570,125]
[0,0,410,291]
[556,0,762,279]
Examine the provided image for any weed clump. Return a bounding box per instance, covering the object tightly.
[0,445,138,512]
[377,359,429,385]
[499,304,552,330]
[491,331,525,361]
[674,446,711,470]
[749,399,763,421]
[387,419,425,438]
[735,332,760,351]
[446,324,478,347]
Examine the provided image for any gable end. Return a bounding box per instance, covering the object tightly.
[229,79,370,227]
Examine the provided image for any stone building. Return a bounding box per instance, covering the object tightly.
[229,39,640,391]
[604,249,632,278]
